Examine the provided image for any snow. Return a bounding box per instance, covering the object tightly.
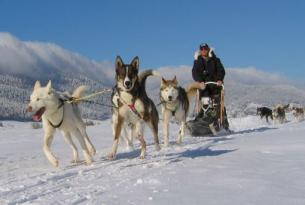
[1,116,305,205]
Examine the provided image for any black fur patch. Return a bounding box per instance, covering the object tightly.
[177,87,189,114]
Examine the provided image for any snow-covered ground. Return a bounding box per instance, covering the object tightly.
[0,115,305,205]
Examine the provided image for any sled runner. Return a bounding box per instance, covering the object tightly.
[186,82,230,137]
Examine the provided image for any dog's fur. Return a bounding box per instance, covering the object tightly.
[160,77,203,146]
[272,104,288,124]
[292,106,304,121]
[27,81,96,167]
[108,56,160,160]
[257,107,273,123]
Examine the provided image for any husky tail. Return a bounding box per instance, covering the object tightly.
[72,85,89,100]
[186,82,203,100]
[138,69,160,120]
[138,70,160,92]
[138,70,160,86]
[138,69,160,105]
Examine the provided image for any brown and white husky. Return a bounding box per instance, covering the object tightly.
[160,76,204,146]
[108,56,161,160]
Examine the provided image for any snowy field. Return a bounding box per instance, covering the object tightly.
[0,115,305,205]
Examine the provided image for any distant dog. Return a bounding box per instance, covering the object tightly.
[27,81,96,167]
[292,107,304,121]
[160,76,203,146]
[108,56,160,160]
[284,103,293,112]
[257,107,273,123]
[272,104,287,124]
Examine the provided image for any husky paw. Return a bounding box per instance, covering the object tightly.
[70,159,80,164]
[139,155,145,159]
[85,159,93,166]
[89,148,96,156]
[126,145,134,151]
[51,159,59,167]
[176,139,182,145]
[155,144,161,151]
[127,142,134,148]
[163,143,169,148]
[107,153,116,160]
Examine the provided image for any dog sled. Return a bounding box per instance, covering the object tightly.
[186,82,231,137]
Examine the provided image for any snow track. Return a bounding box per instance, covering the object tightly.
[1,117,305,205]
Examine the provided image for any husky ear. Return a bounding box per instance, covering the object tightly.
[115,56,124,69]
[34,80,41,90]
[172,76,178,85]
[131,56,139,70]
[46,80,52,91]
[161,77,166,85]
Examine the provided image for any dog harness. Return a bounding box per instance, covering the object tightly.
[113,86,144,119]
[119,97,143,119]
[168,103,179,116]
[47,98,65,128]
[160,98,180,117]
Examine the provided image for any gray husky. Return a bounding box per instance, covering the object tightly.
[160,76,203,146]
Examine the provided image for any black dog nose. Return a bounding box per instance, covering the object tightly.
[168,96,172,101]
[125,81,131,87]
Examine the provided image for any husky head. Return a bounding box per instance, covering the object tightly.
[160,76,179,102]
[292,107,304,114]
[292,107,298,115]
[273,104,285,118]
[115,56,139,91]
[27,80,60,121]
[256,107,262,115]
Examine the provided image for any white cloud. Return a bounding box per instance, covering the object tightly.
[226,67,289,86]
[145,65,291,90]
[0,32,115,85]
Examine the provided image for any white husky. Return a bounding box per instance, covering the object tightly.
[27,80,96,167]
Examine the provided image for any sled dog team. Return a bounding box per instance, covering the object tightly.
[27,56,205,167]
[257,104,304,124]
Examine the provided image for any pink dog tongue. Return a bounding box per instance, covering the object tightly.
[32,107,45,122]
[33,114,41,122]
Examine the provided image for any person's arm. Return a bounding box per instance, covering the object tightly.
[192,60,204,82]
[216,58,225,81]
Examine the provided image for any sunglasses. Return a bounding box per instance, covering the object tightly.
[200,47,209,51]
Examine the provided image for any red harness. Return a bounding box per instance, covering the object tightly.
[128,104,137,112]
[127,103,143,119]
[114,86,143,119]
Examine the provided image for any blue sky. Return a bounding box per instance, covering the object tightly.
[0,0,304,79]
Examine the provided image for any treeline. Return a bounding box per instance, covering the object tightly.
[0,73,112,121]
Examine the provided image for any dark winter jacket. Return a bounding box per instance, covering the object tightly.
[192,52,225,82]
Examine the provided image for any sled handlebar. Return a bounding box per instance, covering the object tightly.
[202,82,225,90]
